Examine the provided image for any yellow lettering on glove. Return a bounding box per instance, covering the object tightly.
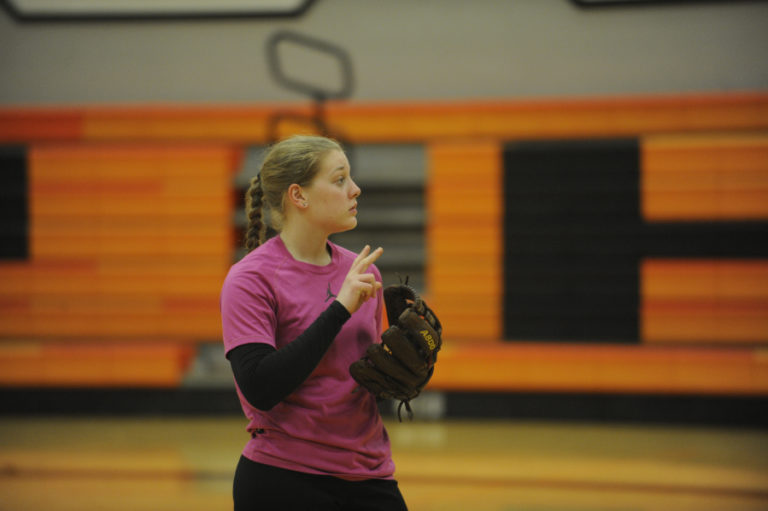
[420,330,437,351]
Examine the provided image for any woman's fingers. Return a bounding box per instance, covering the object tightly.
[366,246,384,267]
[352,244,371,268]
[357,279,382,304]
[356,246,383,273]
[355,248,383,299]
[352,245,382,272]
[358,272,376,284]
[337,245,384,314]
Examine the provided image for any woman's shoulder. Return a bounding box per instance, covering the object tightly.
[225,238,284,283]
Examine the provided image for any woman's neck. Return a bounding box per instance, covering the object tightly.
[279,227,331,266]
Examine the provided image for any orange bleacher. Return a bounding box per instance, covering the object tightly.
[1,92,767,391]
[427,140,502,342]
[0,143,237,387]
[641,134,768,346]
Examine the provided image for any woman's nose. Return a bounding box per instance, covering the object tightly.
[350,179,361,198]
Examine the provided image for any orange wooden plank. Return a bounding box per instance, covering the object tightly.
[642,191,768,220]
[0,273,224,296]
[0,341,193,387]
[31,182,231,198]
[2,93,767,144]
[430,194,501,220]
[31,234,231,258]
[643,133,768,171]
[2,93,757,143]
[643,259,768,299]
[93,254,233,273]
[30,197,230,218]
[0,108,83,141]
[82,105,281,142]
[642,133,768,220]
[0,312,221,339]
[3,294,221,315]
[31,217,229,238]
[30,143,238,179]
[308,92,759,140]
[642,259,768,344]
[428,343,768,394]
[429,274,501,295]
[642,305,768,344]
[0,256,228,279]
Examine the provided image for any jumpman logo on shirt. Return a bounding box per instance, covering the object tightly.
[325,283,338,303]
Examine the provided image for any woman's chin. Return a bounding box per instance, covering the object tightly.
[335,218,358,234]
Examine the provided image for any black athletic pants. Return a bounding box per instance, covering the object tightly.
[233,455,408,511]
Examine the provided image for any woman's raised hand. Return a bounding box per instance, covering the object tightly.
[336,245,383,314]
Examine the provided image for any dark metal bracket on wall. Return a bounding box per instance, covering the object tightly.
[265,29,354,148]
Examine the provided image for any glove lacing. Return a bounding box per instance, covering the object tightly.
[397,399,414,422]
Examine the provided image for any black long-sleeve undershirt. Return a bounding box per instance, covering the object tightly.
[226,300,351,411]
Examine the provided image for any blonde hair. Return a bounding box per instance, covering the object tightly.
[244,135,343,252]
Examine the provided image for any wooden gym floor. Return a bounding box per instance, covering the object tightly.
[1,416,767,510]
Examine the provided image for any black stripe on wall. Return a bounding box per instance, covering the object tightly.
[0,145,29,260]
[643,222,768,258]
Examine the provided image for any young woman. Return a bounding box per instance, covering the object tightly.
[220,135,408,510]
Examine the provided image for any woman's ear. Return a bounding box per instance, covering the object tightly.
[287,183,309,209]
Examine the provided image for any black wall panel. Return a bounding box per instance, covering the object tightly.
[502,139,768,343]
[503,139,641,342]
[0,145,28,260]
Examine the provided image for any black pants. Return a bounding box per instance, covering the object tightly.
[233,455,408,511]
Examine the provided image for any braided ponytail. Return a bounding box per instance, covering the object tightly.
[244,174,266,252]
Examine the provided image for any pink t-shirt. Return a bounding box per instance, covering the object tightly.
[220,235,395,480]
